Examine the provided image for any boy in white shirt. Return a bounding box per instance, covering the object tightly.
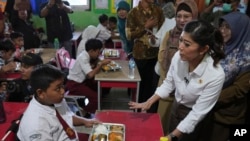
[66,39,111,113]
[17,64,100,140]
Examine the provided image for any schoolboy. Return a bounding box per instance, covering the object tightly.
[10,32,24,59]
[66,39,111,113]
[108,16,117,32]
[7,53,43,102]
[17,64,99,140]
[0,39,16,74]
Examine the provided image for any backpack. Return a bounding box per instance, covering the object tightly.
[55,47,75,70]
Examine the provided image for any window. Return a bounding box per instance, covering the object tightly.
[67,0,90,11]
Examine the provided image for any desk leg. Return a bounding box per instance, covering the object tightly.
[135,82,140,112]
[97,81,101,110]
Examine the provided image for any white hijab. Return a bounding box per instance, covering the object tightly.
[76,25,100,57]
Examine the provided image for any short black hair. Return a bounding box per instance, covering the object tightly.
[85,38,103,52]
[10,32,24,40]
[30,64,65,95]
[21,53,43,66]
[0,39,16,52]
[109,16,117,24]
[99,14,108,24]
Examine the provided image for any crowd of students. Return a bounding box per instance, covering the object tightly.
[0,0,249,140]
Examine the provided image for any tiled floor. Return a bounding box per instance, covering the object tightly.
[76,88,133,134]
[101,88,132,111]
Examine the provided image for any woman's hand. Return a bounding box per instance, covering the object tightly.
[145,17,158,29]
[128,101,152,111]
[149,34,158,44]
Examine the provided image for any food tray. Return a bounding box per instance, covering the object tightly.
[103,49,120,58]
[89,123,125,141]
[102,61,121,72]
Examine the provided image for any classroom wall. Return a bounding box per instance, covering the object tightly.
[31,0,132,32]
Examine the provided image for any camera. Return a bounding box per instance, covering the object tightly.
[1,80,20,93]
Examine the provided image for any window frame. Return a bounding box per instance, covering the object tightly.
[67,0,91,11]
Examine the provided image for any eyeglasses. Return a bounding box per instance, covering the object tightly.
[219,23,230,30]
[176,14,192,20]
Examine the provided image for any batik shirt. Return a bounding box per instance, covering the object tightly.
[126,2,164,59]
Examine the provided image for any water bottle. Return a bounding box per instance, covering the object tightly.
[54,38,60,49]
[0,95,6,123]
[128,58,135,79]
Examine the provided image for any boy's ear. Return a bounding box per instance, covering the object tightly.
[36,89,45,99]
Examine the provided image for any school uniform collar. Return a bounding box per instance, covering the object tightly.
[31,97,57,115]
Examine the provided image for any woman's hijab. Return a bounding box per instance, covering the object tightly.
[116,1,130,33]
[116,1,133,54]
[162,0,198,71]
[220,12,250,87]
[176,0,198,20]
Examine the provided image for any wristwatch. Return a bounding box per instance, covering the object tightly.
[169,133,178,141]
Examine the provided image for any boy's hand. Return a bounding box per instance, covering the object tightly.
[101,59,112,66]
[84,118,101,128]
[2,62,16,72]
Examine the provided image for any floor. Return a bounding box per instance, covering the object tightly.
[101,88,132,111]
[75,88,133,134]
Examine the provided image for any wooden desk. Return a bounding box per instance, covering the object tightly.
[80,111,164,141]
[112,39,122,49]
[112,32,122,49]
[95,60,141,111]
[40,48,56,63]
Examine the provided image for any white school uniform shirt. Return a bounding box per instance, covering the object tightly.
[96,23,111,42]
[17,98,78,141]
[77,25,100,57]
[67,51,92,83]
[155,51,225,134]
[149,17,176,47]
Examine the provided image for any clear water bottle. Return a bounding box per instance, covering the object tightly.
[128,58,135,79]
[54,38,60,49]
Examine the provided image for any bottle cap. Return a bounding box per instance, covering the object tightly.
[160,136,169,141]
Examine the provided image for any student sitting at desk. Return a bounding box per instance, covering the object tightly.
[97,14,114,48]
[10,32,24,60]
[7,53,43,102]
[0,39,16,74]
[76,25,101,57]
[17,64,100,140]
[66,39,111,113]
[108,16,118,38]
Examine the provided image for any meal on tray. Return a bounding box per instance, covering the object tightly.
[89,123,125,141]
[102,61,121,72]
[103,49,120,58]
